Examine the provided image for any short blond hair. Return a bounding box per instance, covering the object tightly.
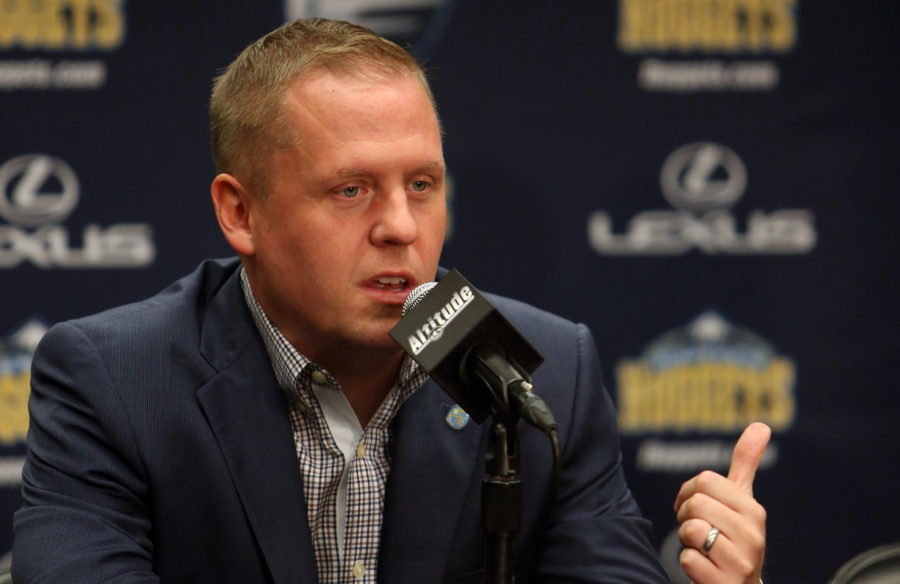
[209,18,436,192]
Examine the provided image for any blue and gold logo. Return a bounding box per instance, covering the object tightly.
[617,0,797,53]
[616,311,796,434]
[445,404,470,430]
[617,0,799,92]
[0,0,126,50]
[0,320,45,446]
[0,1,128,91]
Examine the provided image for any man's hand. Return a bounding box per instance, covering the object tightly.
[674,422,771,584]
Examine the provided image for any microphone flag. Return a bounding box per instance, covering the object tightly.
[390,269,544,423]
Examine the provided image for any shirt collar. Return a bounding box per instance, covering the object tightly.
[239,266,426,398]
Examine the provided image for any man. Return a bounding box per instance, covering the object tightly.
[13,18,766,583]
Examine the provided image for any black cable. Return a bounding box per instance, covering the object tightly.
[547,427,561,505]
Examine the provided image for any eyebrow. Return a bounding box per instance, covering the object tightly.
[334,160,445,179]
[415,160,446,174]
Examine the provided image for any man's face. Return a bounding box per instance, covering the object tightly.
[243,69,446,363]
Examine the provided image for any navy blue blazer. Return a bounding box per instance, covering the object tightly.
[13,258,669,583]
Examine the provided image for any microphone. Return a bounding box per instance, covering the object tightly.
[390,269,557,434]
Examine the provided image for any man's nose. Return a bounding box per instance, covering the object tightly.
[370,187,419,246]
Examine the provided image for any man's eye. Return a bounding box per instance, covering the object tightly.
[411,180,429,192]
[340,186,361,198]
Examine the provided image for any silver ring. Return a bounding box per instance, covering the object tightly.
[701,527,720,555]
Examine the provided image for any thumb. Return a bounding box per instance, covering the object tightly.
[727,422,772,495]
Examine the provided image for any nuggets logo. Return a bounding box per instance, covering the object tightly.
[617,0,798,91]
[616,311,796,433]
[618,0,797,53]
[0,1,126,90]
[0,320,45,446]
[0,0,126,50]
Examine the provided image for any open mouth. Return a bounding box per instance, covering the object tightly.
[374,276,408,292]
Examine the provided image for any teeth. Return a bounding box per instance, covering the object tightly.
[376,277,407,285]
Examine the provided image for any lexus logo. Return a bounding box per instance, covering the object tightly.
[659,143,747,213]
[0,154,80,226]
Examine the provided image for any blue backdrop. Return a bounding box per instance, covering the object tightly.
[2,1,898,581]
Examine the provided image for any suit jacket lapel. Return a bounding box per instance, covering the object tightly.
[380,380,485,583]
[195,266,317,584]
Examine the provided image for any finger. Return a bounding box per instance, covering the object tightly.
[676,488,766,545]
[675,470,742,514]
[678,518,712,550]
[674,479,690,512]
[678,470,765,518]
[727,422,772,495]
[681,530,747,584]
[674,470,713,512]
[676,489,757,538]
[675,422,771,511]
[680,546,724,584]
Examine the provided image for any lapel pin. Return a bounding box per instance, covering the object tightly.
[445,405,470,430]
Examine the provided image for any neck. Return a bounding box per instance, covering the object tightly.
[317,346,405,427]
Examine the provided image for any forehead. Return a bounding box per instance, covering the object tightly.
[283,68,440,140]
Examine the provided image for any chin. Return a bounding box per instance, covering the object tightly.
[339,324,392,347]
[368,335,403,352]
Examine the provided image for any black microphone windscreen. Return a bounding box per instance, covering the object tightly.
[402,281,437,316]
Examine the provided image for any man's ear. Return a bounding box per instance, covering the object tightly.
[211,173,255,256]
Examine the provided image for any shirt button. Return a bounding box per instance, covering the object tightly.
[310,369,327,384]
[352,561,366,579]
[356,442,365,459]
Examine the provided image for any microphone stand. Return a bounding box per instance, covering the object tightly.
[482,412,521,584]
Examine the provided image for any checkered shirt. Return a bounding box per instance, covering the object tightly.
[240,268,427,583]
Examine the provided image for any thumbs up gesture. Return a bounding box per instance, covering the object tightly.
[674,422,771,584]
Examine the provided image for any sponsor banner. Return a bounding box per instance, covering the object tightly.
[1,321,45,565]
[617,0,798,93]
[0,153,156,269]
[284,0,456,58]
[0,0,127,92]
[588,142,816,255]
[0,320,44,473]
[616,310,797,442]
